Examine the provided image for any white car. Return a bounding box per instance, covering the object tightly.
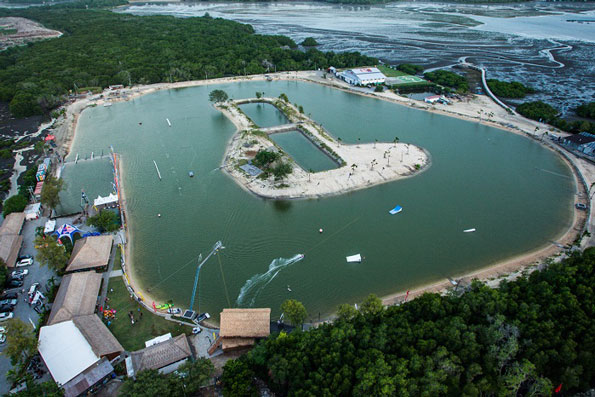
[192,327,202,335]
[0,326,6,333]
[0,334,5,344]
[28,283,40,297]
[10,269,28,278]
[16,258,33,267]
[0,312,13,322]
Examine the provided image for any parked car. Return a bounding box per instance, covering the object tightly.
[576,203,587,210]
[0,299,17,307]
[16,258,33,267]
[192,327,202,335]
[0,334,5,344]
[6,280,23,289]
[0,305,13,313]
[0,312,13,322]
[17,255,32,261]
[11,269,28,278]
[9,274,24,282]
[28,283,40,298]
[196,312,210,323]
[0,293,17,300]
[0,326,6,333]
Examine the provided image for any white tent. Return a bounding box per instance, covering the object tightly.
[93,193,118,207]
[38,321,99,385]
[44,219,56,234]
[24,203,42,220]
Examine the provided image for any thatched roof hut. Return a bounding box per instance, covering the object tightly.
[0,212,25,235]
[0,233,23,268]
[48,271,102,325]
[72,314,124,360]
[220,308,271,338]
[127,334,192,376]
[66,235,113,272]
[219,308,271,351]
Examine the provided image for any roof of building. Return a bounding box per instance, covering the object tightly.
[47,272,102,325]
[0,233,23,267]
[564,133,595,146]
[222,337,256,351]
[66,235,113,272]
[62,357,113,397]
[73,315,124,358]
[220,308,271,338]
[344,67,386,81]
[128,334,192,373]
[39,321,100,385]
[0,212,25,235]
[24,202,41,214]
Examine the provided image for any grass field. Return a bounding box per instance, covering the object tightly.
[377,65,408,77]
[104,277,191,351]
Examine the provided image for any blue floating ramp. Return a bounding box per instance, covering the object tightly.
[389,205,403,215]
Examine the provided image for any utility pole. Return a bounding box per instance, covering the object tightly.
[189,240,224,314]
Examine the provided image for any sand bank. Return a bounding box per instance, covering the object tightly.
[54,70,594,321]
[217,97,429,200]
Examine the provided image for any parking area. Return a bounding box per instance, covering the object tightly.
[0,215,83,394]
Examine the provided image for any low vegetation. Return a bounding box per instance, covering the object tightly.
[486,79,535,98]
[424,70,469,93]
[2,194,28,217]
[576,102,595,119]
[516,101,595,134]
[397,63,424,75]
[300,37,318,47]
[222,248,595,395]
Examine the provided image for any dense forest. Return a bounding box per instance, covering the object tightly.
[517,101,595,134]
[577,102,595,120]
[486,79,535,99]
[222,248,595,396]
[0,4,375,117]
[423,70,469,93]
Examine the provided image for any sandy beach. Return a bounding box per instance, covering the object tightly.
[52,70,594,321]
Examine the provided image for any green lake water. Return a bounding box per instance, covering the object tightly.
[68,81,575,321]
[239,102,288,128]
[270,130,338,172]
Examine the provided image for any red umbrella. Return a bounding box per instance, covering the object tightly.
[44,135,56,141]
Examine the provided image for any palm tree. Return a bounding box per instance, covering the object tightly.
[351,163,358,173]
[374,139,378,148]
[393,137,399,147]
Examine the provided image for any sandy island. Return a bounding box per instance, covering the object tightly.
[49,70,594,322]
[217,97,429,199]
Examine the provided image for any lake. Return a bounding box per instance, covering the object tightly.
[69,80,575,321]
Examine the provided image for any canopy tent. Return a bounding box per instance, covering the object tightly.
[44,220,56,234]
[53,224,81,242]
[44,135,56,141]
[93,193,118,208]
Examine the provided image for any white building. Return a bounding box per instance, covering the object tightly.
[339,67,386,86]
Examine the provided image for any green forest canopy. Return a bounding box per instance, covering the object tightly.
[486,79,535,99]
[223,248,595,396]
[0,6,376,117]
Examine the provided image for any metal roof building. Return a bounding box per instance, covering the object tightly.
[339,67,386,86]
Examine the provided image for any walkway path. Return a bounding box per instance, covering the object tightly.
[98,239,117,308]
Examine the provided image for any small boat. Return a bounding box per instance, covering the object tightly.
[103,102,112,107]
[287,285,292,292]
[297,254,305,260]
[463,228,476,233]
[389,205,403,215]
[346,254,362,263]
[188,171,194,177]
[166,118,171,127]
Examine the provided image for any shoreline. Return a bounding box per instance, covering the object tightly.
[54,71,592,324]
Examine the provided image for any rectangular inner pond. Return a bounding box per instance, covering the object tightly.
[270,130,339,172]
[239,102,288,128]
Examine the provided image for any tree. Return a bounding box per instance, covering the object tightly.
[34,235,69,273]
[301,37,319,47]
[86,210,119,232]
[40,175,65,215]
[337,303,359,322]
[393,136,399,147]
[0,258,6,289]
[281,299,307,328]
[3,319,37,367]
[120,369,183,397]
[8,376,63,397]
[360,293,383,316]
[208,89,228,103]
[3,194,28,217]
[222,358,258,397]
[177,358,214,394]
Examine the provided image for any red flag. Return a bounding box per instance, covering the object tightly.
[404,290,410,302]
[152,301,156,312]
[555,384,562,393]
